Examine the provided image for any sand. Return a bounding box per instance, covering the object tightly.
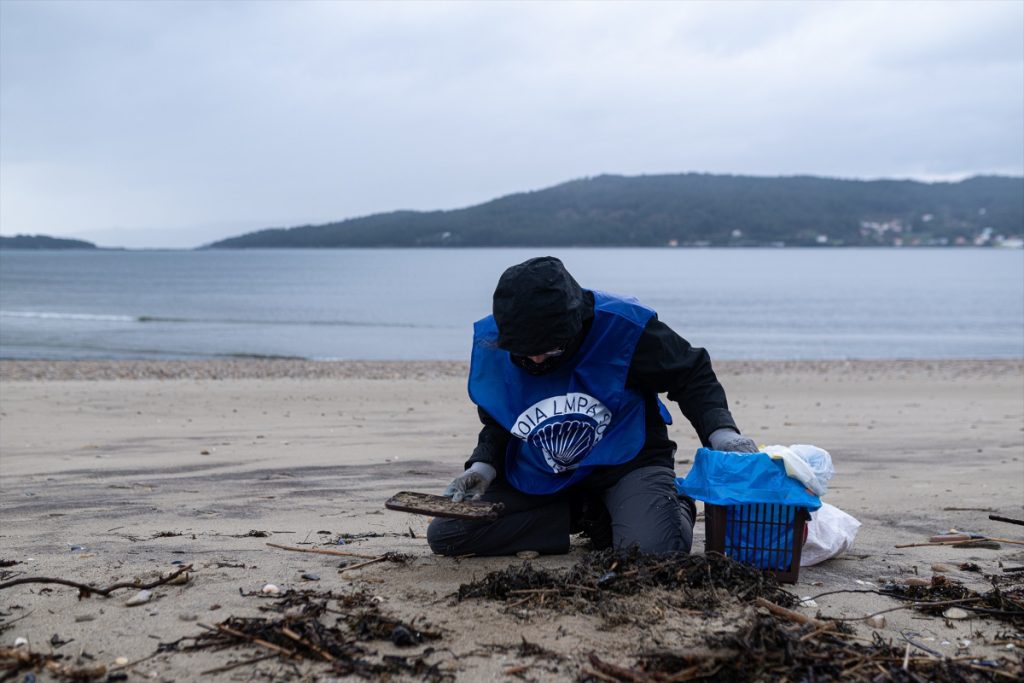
[0,359,1022,681]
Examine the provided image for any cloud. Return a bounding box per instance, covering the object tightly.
[1,0,1021,247]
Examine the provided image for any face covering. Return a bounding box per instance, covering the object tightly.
[509,316,592,376]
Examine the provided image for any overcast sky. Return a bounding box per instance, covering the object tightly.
[1,0,1022,248]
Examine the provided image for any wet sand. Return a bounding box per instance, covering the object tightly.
[0,359,1022,680]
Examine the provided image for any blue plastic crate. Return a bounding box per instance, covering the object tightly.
[705,502,809,583]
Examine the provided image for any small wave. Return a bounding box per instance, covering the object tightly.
[224,352,309,360]
[0,310,445,329]
[0,310,136,322]
[139,316,442,329]
[0,339,312,360]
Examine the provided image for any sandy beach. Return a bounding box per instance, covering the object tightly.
[1,359,1022,681]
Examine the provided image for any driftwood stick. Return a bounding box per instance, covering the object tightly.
[894,538,1023,548]
[265,542,378,559]
[754,597,830,629]
[988,514,1024,527]
[900,632,943,658]
[579,666,621,683]
[0,564,192,596]
[830,597,984,622]
[209,623,297,658]
[0,649,111,679]
[202,652,279,675]
[798,623,837,642]
[44,660,108,679]
[337,555,389,573]
[280,626,335,662]
[587,652,653,683]
[964,663,1022,681]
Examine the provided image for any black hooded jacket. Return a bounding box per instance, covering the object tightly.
[468,257,739,491]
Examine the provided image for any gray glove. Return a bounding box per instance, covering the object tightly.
[709,428,759,453]
[442,462,496,502]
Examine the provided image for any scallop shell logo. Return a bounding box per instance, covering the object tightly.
[529,418,598,471]
[512,393,612,473]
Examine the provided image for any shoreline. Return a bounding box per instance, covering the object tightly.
[2,358,1021,382]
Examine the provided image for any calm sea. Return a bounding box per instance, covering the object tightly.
[0,248,1021,361]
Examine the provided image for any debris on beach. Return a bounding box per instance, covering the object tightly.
[866,614,886,628]
[479,637,569,678]
[385,491,505,521]
[0,564,192,599]
[880,572,1024,626]
[0,645,109,681]
[124,589,153,606]
[265,541,412,569]
[184,588,448,680]
[579,612,1022,682]
[457,548,797,612]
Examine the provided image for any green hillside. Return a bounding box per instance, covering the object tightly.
[204,174,1024,248]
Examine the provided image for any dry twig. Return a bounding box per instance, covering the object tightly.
[0,564,192,597]
[754,597,831,630]
[265,543,378,559]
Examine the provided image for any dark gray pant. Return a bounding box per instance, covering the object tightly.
[426,466,692,557]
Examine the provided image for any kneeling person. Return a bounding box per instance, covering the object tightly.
[427,257,756,557]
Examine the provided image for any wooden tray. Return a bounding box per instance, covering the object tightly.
[385,491,504,521]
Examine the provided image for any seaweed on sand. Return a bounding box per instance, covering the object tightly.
[880,573,1024,626]
[457,548,797,611]
[186,588,448,681]
[581,613,1022,682]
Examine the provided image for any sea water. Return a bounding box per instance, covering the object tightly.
[0,248,1021,360]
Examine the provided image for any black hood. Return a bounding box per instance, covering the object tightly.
[492,256,588,356]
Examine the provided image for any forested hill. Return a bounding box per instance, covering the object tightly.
[0,234,98,249]
[205,174,1024,248]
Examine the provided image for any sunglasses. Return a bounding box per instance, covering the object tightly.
[529,346,565,360]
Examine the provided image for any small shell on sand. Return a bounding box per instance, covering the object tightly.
[261,583,280,595]
[125,590,152,606]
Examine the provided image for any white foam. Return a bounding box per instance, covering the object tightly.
[0,310,136,322]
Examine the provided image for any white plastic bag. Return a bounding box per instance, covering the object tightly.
[761,445,826,496]
[790,444,835,495]
[801,502,861,566]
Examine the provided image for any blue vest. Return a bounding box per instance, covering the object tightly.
[469,291,665,494]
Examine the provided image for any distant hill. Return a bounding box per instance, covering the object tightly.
[0,234,98,250]
[205,173,1024,248]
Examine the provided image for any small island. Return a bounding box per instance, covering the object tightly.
[0,234,98,250]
